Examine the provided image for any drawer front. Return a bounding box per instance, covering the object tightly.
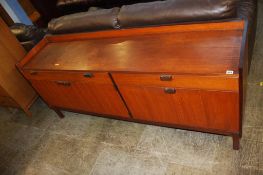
[31,79,129,118]
[112,73,239,91]
[27,71,130,118]
[0,96,18,107]
[23,70,112,84]
[118,85,240,132]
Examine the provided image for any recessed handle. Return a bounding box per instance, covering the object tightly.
[160,75,173,81]
[30,71,38,75]
[164,88,176,94]
[55,81,71,87]
[83,72,94,78]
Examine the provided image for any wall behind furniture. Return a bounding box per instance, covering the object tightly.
[0,0,32,25]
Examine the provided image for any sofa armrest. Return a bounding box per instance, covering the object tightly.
[48,7,120,34]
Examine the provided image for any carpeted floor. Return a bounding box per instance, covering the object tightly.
[0,2,263,175]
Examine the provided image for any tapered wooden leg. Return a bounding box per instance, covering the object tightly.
[53,109,65,118]
[232,134,240,150]
[23,108,32,117]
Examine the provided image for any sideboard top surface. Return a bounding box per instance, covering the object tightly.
[22,21,244,75]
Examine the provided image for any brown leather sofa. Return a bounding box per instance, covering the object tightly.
[48,0,257,67]
[10,23,46,51]
[56,0,155,14]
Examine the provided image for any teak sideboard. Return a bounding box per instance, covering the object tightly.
[17,20,248,150]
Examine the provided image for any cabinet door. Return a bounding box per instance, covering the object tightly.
[118,86,239,132]
[31,79,129,118]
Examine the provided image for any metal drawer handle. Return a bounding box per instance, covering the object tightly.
[160,75,173,81]
[55,81,71,87]
[83,73,93,78]
[164,88,176,94]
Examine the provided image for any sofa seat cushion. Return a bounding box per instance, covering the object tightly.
[118,0,238,28]
[48,7,120,34]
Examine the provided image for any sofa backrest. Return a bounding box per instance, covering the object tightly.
[49,0,238,34]
[118,0,238,28]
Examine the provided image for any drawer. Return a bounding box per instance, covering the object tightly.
[112,73,239,91]
[0,96,19,107]
[23,70,113,84]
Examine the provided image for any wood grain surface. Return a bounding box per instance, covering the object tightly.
[30,72,129,118]
[112,73,239,91]
[23,30,243,74]
[117,86,239,132]
[18,20,245,149]
[0,17,37,113]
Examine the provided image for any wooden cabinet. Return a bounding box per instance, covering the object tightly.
[27,71,129,118]
[17,20,247,149]
[0,17,37,115]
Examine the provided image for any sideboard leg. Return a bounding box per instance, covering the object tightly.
[23,108,32,117]
[53,108,65,119]
[232,134,240,150]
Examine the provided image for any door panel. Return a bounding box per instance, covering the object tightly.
[32,80,129,118]
[118,85,239,132]
[200,91,240,132]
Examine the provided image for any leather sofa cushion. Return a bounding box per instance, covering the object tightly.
[56,0,157,10]
[57,0,89,6]
[57,0,101,7]
[10,23,36,42]
[10,23,46,42]
[56,0,100,14]
[48,7,120,34]
[118,0,238,28]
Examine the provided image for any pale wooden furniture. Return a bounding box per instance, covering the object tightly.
[0,17,37,115]
[17,20,248,149]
